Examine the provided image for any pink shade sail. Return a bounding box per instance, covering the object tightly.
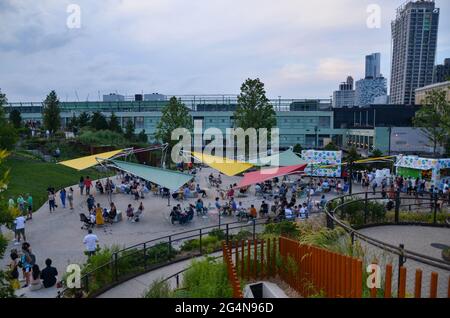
[235,164,307,189]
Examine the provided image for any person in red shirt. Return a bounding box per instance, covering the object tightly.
[84,176,92,196]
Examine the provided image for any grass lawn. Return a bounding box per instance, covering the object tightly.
[2,152,113,212]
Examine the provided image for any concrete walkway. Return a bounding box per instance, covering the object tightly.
[358,225,450,298]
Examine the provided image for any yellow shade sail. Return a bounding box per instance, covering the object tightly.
[191,151,254,176]
[58,149,124,171]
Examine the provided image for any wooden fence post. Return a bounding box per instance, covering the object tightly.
[414,269,422,298]
[384,264,393,298]
[398,267,407,298]
[429,272,438,298]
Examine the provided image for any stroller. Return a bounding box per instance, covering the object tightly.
[80,213,95,230]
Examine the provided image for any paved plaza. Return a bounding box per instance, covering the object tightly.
[2,167,449,298]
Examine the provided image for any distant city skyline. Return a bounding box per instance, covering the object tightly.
[0,0,449,102]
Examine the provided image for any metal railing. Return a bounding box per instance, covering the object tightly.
[57,218,266,298]
[324,191,450,297]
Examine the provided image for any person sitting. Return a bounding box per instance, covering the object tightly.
[134,202,144,222]
[40,258,58,289]
[195,199,206,216]
[170,206,181,224]
[96,181,104,194]
[227,186,235,199]
[126,204,134,221]
[215,197,222,213]
[107,202,118,223]
[196,184,207,198]
[285,207,294,221]
[183,186,192,199]
[30,264,43,291]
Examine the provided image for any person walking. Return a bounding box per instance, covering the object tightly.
[79,176,85,195]
[59,188,67,209]
[17,195,25,213]
[48,191,56,213]
[84,176,92,196]
[14,214,27,244]
[83,229,99,257]
[26,194,33,220]
[87,194,95,212]
[68,187,74,210]
[8,197,15,210]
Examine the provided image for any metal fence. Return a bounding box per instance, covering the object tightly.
[57,219,266,298]
[325,191,450,298]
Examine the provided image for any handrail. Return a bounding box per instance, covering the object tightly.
[58,218,266,297]
[324,191,450,271]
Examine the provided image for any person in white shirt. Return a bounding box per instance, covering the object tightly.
[14,215,26,244]
[284,207,293,220]
[83,229,99,257]
[299,205,307,219]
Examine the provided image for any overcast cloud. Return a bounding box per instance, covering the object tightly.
[0,0,449,102]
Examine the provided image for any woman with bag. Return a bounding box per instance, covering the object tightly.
[9,250,20,290]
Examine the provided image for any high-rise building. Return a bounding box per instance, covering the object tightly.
[365,53,381,79]
[333,76,355,108]
[433,58,450,83]
[390,0,439,105]
[355,53,387,107]
[355,77,388,107]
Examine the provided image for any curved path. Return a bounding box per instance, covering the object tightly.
[358,225,449,298]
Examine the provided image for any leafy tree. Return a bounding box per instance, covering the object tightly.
[42,90,61,133]
[345,146,361,163]
[293,144,303,154]
[138,130,148,143]
[370,149,384,158]
[0,91,18,150]
[324,141,339,151]
[67,114,78,132]
[155,96,193,149]
[90,111,109,131]
[0,150,16,298]
[109,112,122,133]
[77,112,91,128]
[124,119,135,141]
[413,89,449,157]
[234,78,276,131]
[0,91,6,120]
[8,110,22,129]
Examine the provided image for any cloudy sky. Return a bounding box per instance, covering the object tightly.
[0,0,449,102]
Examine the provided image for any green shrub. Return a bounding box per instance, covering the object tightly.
[181,258,232,298]
[147,242,177,263]
[231,230,253,242]
[263,221,300,239]
[385,211,450,224]
[208,228,225,241]
[180,236,221,253]
[144,278,172,298]
[337,197,386,226]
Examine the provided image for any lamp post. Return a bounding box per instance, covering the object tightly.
[314,126,319,149]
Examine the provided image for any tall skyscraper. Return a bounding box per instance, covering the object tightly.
[390,0,439,105]
[365,53,381,79]
[355,53,387,107]
[333,76,355,108]
[433,58,450,83]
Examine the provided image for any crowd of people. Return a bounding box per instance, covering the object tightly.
[8,242,58,291]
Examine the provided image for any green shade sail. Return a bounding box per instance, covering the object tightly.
[109,160,193,191]
[252,149,307,167]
